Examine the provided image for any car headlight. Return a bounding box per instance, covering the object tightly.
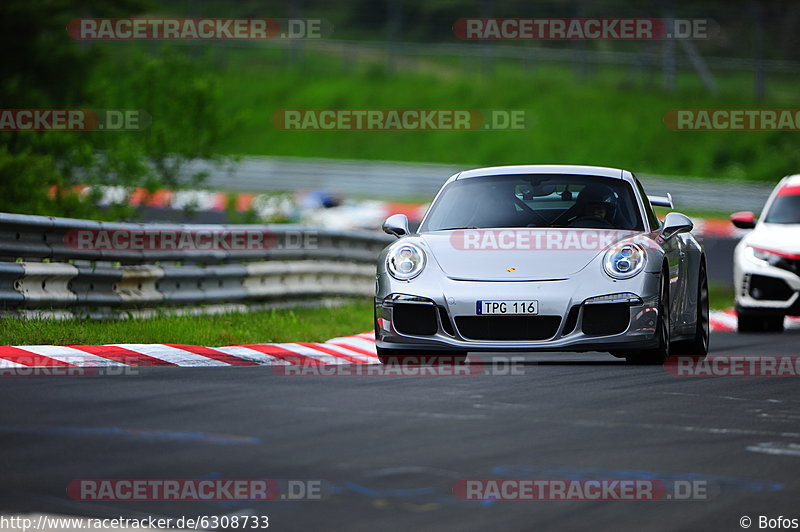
[386,243,426,280]
[603,242,646,279]
[745,245,782,266]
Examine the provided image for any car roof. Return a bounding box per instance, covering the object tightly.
[456,165,626,180]
[781,174,800,187]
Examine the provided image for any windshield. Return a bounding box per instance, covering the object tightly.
[421,174,644,231]
[764,189,800,224]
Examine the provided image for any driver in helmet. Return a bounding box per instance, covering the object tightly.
[568,185,617,228]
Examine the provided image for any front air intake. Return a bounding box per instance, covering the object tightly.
[581,303,630,336]
[455,316,561,341]
[392,303,438,335]
[749,275,794,301]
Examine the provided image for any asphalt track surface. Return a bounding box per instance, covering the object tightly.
[2,329,800,532]
[699,235,738,285]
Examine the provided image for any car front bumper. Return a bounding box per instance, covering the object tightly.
[734,244,800,315]
[375,271,662,352]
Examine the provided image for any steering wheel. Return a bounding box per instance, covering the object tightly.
[567,215,615,229]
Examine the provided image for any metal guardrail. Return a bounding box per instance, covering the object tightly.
[191,156,776,213]
[0,213,392,319]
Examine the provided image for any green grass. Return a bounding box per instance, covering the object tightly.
[709,282,735,311]
[1,285,734,346]
[0,301,374,346]
[654,206,732,220]
[197,46,800,182]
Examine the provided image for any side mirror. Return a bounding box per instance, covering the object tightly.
[382,214,409,238]
[731,211,756,230]
[660,212,693,240]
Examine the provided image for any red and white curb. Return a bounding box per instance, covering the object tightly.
[710,309,800,332]
[691,218,741,239]
[2,313,796,367]
[0,333,378,368]
[49,185,430,228]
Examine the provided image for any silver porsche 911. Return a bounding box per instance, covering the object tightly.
[374,165,709,365]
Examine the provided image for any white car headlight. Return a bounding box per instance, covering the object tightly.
[745,245,782,266]
[386,243,426,280]
[603,242,646,279]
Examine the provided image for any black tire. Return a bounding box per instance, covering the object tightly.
[736,314,759,332]
[626,268,670,365]
[671,262,710,359]
[765,315,786,332]
[376,347,468,365]
[737,311,785,333]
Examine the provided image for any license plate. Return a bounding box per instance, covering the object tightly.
[477,300,538,315]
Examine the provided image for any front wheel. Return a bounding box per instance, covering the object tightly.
[376,347,467,365]
[672,262,710,359]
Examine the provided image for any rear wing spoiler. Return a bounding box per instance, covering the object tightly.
[647,193,673,209]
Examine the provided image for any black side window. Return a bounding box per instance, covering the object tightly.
[633,176,661,231]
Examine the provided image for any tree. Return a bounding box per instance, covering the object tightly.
[0,0,235,219]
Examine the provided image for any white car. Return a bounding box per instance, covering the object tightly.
[732,174,800,332]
